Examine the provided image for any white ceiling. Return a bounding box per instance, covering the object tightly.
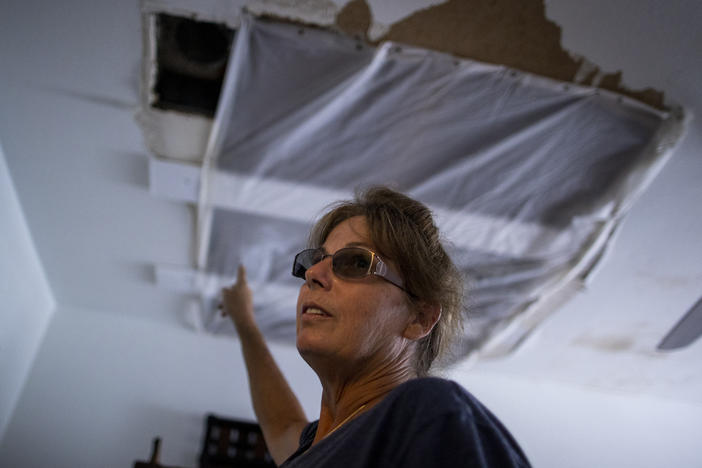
[1,0,701,404]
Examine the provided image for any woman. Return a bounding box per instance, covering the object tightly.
[222,187,530,467]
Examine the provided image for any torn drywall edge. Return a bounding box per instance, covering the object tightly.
[337,0,666,110]
[140,8,158,110]
[246,0,339,26]
[141,0,245,28]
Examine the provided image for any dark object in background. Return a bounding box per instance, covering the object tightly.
[134,437,188,468]
[200,414,276,468]
[658,296,702,350]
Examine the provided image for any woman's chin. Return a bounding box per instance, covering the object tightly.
[296,335,323,355]
[296,334,336,364]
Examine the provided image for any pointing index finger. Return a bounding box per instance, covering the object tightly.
[237,264,247,284]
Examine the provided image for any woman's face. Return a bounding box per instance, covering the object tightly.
[296,216,413,371]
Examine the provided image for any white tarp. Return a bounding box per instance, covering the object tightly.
[195,14,685,359]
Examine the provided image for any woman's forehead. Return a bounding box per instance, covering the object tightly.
[322,216,372,250]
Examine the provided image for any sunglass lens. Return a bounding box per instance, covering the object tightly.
[292,258,306,279]
[292,249,322,278]
[333,248,372,278]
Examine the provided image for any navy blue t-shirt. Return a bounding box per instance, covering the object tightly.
[279,377,530,467]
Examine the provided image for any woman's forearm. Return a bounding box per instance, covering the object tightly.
[236,321,308,463]
[222,266,308,464]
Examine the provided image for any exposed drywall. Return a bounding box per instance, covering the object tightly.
[335,0,665,109]
[335,0,371,39]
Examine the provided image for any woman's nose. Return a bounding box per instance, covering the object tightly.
[305,256,333,290]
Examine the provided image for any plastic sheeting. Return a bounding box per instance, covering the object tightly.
[195,14,685,359]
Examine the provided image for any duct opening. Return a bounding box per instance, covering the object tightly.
[152,13,235,117]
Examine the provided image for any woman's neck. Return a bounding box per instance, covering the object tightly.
[312,355,416,443]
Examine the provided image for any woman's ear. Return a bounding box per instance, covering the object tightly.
[403,302,441,341]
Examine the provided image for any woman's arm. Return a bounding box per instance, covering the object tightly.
[222,265,309,465]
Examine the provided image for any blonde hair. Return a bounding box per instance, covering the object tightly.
[309,186,464,376]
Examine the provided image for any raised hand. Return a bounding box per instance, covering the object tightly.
[221,264,255,332]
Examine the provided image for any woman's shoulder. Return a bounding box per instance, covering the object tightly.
[381,377,531,467]
[395,376,468,393]
[387,378,526,446]
[386,377,482,414]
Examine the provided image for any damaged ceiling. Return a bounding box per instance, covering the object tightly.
[141,0,686,361]
[151,14,681,360]
[144,1,700,401]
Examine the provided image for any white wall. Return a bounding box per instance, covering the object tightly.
[449,367,702,468]
[0,304,320,468]
[0,142,55,441]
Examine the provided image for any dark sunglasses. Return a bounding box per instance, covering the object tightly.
[292,247,408,294]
